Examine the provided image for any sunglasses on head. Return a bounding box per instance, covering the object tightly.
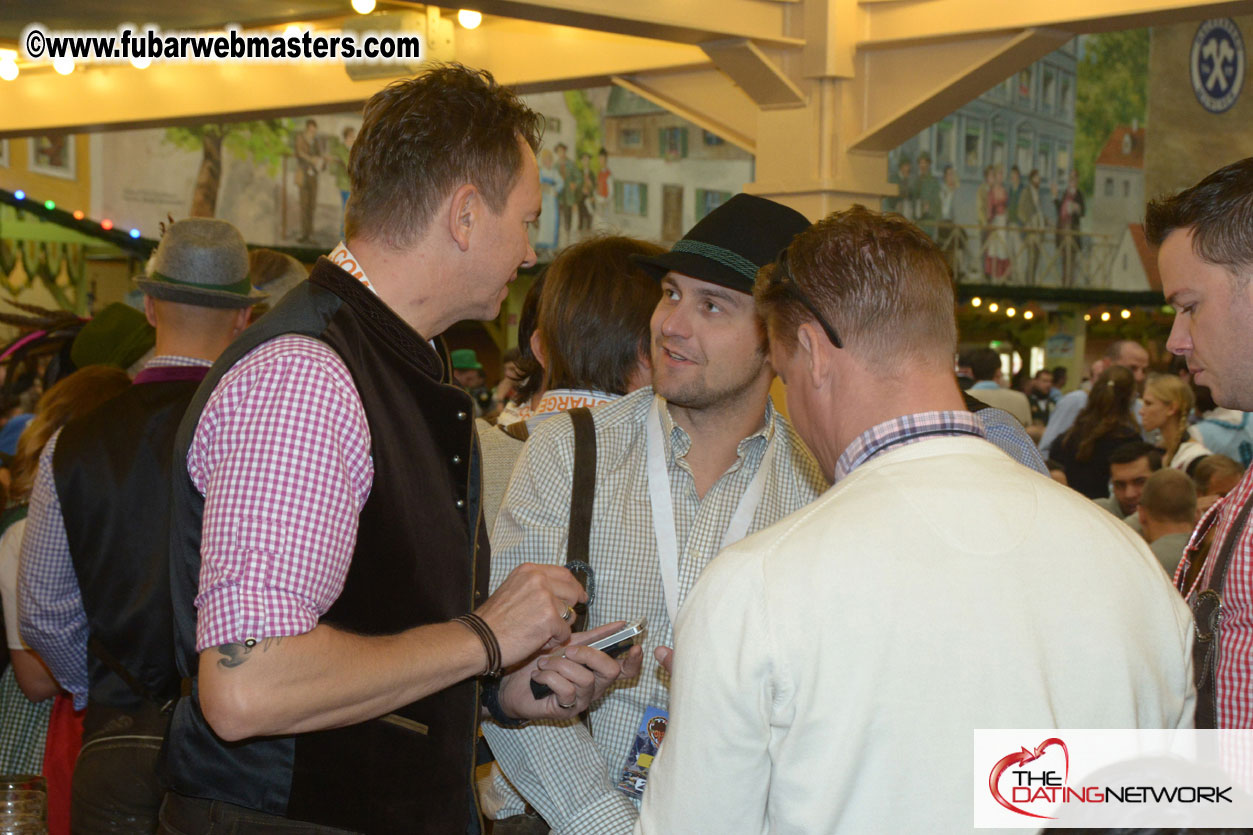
[770,248,842,349]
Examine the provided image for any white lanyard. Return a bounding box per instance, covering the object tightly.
[646,397,776,626]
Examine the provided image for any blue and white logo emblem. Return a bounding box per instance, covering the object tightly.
[1191,18,1245,113]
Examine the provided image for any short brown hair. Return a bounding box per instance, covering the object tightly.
[346,63,541,248]
[1139,468,1197,525]
[1145,157,1253,273]
[1193,454,1244,495]
[537,236,664,396]
[10,365,132,501]
[755,205,955,369]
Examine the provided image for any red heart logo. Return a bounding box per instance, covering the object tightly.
[988,738,1070,820]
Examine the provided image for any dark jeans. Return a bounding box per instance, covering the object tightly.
[71,704,169,834]
[158,792,362,835]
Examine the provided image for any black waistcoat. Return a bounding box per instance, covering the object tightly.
[54,375,203,711]
[164,258,490,834]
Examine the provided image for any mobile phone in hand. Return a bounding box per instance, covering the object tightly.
[530,618,645,701]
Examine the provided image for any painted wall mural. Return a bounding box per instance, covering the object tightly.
[96,114,360,249]
[91,85,753,256]
[14,21,1251,283]
[886,33,1156,292]
[887,19,1252,294]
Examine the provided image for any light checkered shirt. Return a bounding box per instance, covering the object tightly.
[834,410,986,482]
[482,387,827,833]
[1176,464,1253,729]
[18,355,209,708]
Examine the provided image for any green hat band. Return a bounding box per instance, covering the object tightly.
[670,239,760,282]
[150,270,253,296]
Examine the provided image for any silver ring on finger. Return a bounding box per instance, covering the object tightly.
[558,700,576,709]
[560,605,574,622]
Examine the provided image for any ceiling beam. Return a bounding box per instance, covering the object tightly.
[612,70,759,152]
[859,0,1253,48]
[700,39,806,108]
[851,27,1072,151]
[0,18,707,136]
[407,0,805,47]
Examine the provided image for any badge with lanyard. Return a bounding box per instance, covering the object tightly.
[614,398,776,798]
[645,396,776,626]
[616,706,669,798]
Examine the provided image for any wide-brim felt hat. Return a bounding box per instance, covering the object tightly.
[632,193,811,294]
[134,218,267,309]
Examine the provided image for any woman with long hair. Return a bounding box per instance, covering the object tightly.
[1141,373,1210,473]
[1052,365,1143,498]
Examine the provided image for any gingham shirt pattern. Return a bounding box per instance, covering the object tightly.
[834,410,986,482]
[482,387,827,833]
[0,665,52,774]
[975,406,1049,475]
[188,335,373,652]
[18,355,209,708]
[1175,464,1253,728]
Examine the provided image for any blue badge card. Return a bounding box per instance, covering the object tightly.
[616,706,668,798]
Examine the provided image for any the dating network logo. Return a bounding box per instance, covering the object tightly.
[988,737,1071,820]
[985,734,1233,822]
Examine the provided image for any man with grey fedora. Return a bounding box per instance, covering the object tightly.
[18,217,258,832]
[484,193,829,833]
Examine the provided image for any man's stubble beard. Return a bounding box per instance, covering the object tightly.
[653,346,771,413]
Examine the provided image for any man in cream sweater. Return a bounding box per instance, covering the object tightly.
[637,207,1195,834]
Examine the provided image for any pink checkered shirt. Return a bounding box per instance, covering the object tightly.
[188,335,374,652]
[1176,465,1253,728]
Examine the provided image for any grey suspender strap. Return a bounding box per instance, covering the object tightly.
[1192,492,1253,729]
[566,407,596,632]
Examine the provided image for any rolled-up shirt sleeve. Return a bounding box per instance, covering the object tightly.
[189,336,374,652]
[18,431,90,706]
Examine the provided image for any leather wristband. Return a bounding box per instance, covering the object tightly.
[453,612,502,677]
[480,677,528,728]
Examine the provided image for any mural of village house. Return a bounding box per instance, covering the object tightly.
[86,84,752,256]
[524,86,753,256]
[887,32,1165,292]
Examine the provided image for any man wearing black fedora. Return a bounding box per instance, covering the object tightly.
[18,217,258,832]
[156,65,638,835]
[484,193,829,833]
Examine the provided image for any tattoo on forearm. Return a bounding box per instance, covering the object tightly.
[215,637,284,669]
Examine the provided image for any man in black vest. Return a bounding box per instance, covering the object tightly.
[17,217,258,832]
[158,64,640,835]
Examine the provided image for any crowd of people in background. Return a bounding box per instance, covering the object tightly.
[955,336,1250,583]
